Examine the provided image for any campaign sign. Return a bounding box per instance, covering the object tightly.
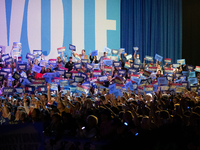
[190,86,197,92]
[125,62,130,68]
[69,44,76,51]
[157,77,168,85]
[118,70,126,76]
[74,76,84,83]
[104,60,113,66]
[109,84,116,94]
[2,87,15,95]
[189,71,196,78]
[182,71,189,77]
[79,72,88,80]
[57,47,65,53]
[85,63,93,70]
[175,86,185,93]
[37,86,47,93]
[2,54,9,61]
[126,54,132,60]
[119,48,125,54]
[113,61,121,67]
[182,81,188,89]
[15,88,23,94]
[81,59,89,64]
[74,63,82,69]
[104,66,112,72]
[57,70,65,76]
[131,76,141,85]
[2,68,12,73]
[125,81,133,90]
[144,85,153,93]
[0,75,4,81]
[175,73,182,79]
[12,72,21,80]
[103,47,112,54]
[93,70,101,77]
[164,68,173,74]
[26,53,35,60]
[70,71,79,77]
[99,76,108,82]
[4,57,12,64]
[155,54,163,62]
[113,89,122,97]
[195,66,200,72]
[148,67,157,72]
[188,77,198,85]
[13,42,21,47]
[17,64,27,71]
[128,68,138,74]
[40,60,48,67]
[177,59,185,65]
[48,59,57,65]
[59,80,68,88]
[173,64,180,68]
[112,49,119,55]
[143,70,151,77]
[179,76,187,82]
[164,58,171,64]
[160,85,169,92]
[0,71,8,78]
[133,64,140,69]
[187,65,194,71]
[32,65,42,73]
[91,50,98,56]
[145,56,153,61]
[25,86,35,94]
[133,47,139,51]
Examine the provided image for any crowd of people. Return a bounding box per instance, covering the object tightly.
[0,46,200,150]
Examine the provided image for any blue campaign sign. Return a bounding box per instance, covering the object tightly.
[69,44,76,51]
[177,59,185,65]
[190,86,197,92]
[91,50,98,56]
[128,68,138,74]
[4,57,12,64]
[109,84,116,94]
[157,77,168,85]
[104,60,113,66]
[26,53,35,60]
[145,55,153,61]
[118,69,126,76]
[189,71,196,78]
[103,47,112,54]
[2,87,15,95]
[85,63,93,70]
[113,61,121,67]
[131,76,141,85]
[155,54,163,62]
[112,49,119,55]
[188,77,198,85]
[32,65,42,73]
[175,73,182,79]
[17,64,27,70]
[74,63,82,69]
[187,65,194,71]
[182,71,189,77]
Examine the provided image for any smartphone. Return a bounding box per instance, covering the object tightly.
[81,126,85,130]
[124,122,128,126]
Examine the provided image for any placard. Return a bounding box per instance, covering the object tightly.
[145,56,153,61]
[189,71,196,78]
[40,60,48,67]
[85,63,93,70]
[104,66,112,72]
[173,64,180,68]
[182,71,189,77]
[32,65,42,73]
[131,76,141,85]
[26,53,35,60]
[5,57,12,64]
[79,72,88,80]
[126,54,132,60]
[91,50,98,56]
[187,65,194,71]
[148,67,157,72]
[188,77,198,85]
[115,76,123,84]
[133,47,139,51]
[177,59,185,65]
[112,49,119,55]
[190,86,197,92]
[48,59,57,65]
[144,85,153,93]
[17,64,27,70]
[2,54,9,61]
[195,66,200,72]
[25,86,35,94]
[57,47,65,53]
[113,61,121,67]
[81,59,89,64]
[59,80,68,88]
[74,63,82,69]
[74,76,84,83]
[164,58,171,63]
[143,70,151,77]
[0,75,4,81]
[0,71,8,78]
[93,70,101,77]
[15,88,23,94]
[37,86,47,93]
[99,76,108,82]
[109,84,116,94]
[2,87,15,95]
[160,85,169,91]
[2,68,12,73]
[103,60,113,66]
[164,68,173,74]
[155,54,163,62]
[69,44,76,51]
[157,77,168,85]
[175,73,182,79]
[118,70,126,76]
[12,72,21,80]
[133,64,140,69]
[125,62,130,68]
[13,42,21,47]
[128,68,138,74]
[103,47,111,54]
[118,48,125,54]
